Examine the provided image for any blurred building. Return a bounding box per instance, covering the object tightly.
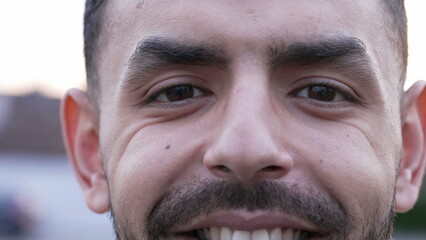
[0,93,64,154]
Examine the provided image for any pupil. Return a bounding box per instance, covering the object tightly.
[165,85,194,101]
[308,86,336,101]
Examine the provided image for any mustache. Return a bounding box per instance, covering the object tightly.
[147,179,350,239]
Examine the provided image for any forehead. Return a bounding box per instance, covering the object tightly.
[104,0,383,43]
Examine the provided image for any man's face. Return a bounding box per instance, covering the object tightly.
[86,0,408,239]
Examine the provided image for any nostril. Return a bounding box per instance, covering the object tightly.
[261,165,282,172]
[254,165,287,179]
[217,165,231,173]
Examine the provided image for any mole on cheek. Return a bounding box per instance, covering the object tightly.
[165,145,170,150]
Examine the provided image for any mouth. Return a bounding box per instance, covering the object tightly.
[177,227,323,240]
[173,212,325,240]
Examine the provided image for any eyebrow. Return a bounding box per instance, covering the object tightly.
[123,35,378,92]
[268,36,378,85]
[124,37,228,91]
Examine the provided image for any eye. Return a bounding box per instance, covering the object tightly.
[295,85,347,102]
[153,84,206,103]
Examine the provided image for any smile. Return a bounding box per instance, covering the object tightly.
[173,211,324,240]
[180,227,322,240]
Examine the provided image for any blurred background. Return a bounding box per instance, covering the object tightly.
[0,0,424,239]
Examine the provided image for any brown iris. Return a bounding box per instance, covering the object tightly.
[165,85,194,101]
[308,85,337,102]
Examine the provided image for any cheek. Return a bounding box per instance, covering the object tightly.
[105,120,208,227]
[293,122,397,221]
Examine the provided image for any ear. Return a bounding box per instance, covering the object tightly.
[395,80,426,213]
[61,88,109,213]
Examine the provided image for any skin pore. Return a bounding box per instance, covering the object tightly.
[62,0,426,239]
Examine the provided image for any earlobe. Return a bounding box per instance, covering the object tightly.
[61,89,109,213]
[395,80,426,213]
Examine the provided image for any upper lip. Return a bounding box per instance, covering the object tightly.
[172,210,321,234]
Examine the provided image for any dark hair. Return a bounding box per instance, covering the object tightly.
[382,0,408,82]
[83,0,407,98]
[83,0,107,100]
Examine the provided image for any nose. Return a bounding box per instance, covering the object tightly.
[203,85,294,183]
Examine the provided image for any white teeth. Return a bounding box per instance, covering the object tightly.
[232,230,250,240]
[211,227,220,240]
[282,229,293,240]
[203,227,302,240]
[221,227,233,240]
[269,228,282,240]
[252,229,269,240]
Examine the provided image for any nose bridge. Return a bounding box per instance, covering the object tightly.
[224,81,273,149]
[204,76,293,182]
[225,79,278,158]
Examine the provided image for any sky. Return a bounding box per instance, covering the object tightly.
[0,0,86,97]
[0,1,425,98]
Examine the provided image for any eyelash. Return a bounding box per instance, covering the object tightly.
[143,83,208,105]
[292,79,359,104]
